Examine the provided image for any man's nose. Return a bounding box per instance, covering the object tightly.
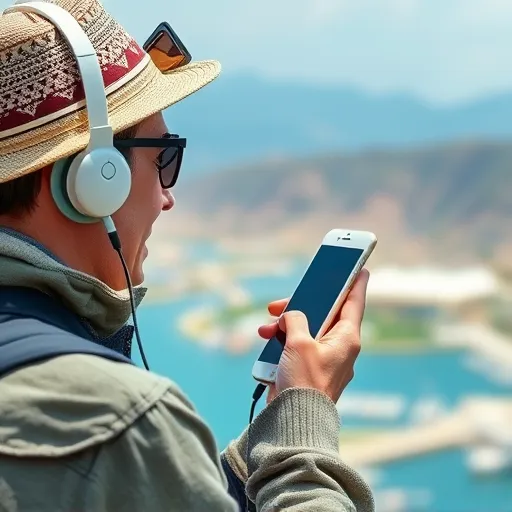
[162,189,175,211]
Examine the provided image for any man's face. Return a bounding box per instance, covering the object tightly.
[112,112,174,286]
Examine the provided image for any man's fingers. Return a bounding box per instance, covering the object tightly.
[268,298,289,317]
[329,269,370,338]
[339,269,369,323]
[258,297,290,339]
[258,322,279,339]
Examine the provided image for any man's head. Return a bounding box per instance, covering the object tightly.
[0,0,220,290]
[0,112,174,289]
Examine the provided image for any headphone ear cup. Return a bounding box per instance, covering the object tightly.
[67,147,131,218]
[50,156,98,224]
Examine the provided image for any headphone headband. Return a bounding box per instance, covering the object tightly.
[4,0,132,221]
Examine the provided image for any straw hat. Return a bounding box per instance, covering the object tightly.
[0,0,221,183]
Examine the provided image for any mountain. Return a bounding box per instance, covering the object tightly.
[167,73,512,176]
[159,139,512,267]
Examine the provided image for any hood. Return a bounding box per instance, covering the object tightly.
[0,228,147,342]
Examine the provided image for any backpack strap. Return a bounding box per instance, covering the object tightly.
[0,286,134,377]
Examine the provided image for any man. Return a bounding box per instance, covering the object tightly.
[0,1,375,511]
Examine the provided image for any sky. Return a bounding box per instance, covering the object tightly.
[2,0,512,105]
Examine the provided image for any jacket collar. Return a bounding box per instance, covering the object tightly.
[0,227,147,357]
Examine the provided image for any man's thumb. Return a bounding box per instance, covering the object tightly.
[279,310,311,342]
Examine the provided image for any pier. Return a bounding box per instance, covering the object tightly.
[341,398,512,468]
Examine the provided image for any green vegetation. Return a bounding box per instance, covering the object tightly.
[339,428,386,442]
[216,301,268,326]
[372,316,429,341]
[490,299,512,337]
[365,310,432,342]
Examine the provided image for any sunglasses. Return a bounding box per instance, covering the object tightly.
[114,134,187,189]
[143,22,192,72]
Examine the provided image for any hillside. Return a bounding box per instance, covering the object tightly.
[168,74,512,175]
[159,140,512,267]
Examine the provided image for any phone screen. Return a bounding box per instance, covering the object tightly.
[257,244,364,365]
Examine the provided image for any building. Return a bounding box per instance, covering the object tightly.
[366,266,500,323]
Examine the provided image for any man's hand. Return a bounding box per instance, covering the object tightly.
[257,269,370,403]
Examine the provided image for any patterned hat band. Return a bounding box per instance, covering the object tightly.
[0,0,148,139]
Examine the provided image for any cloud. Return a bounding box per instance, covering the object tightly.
[461,0,512,25]
[302,0,352,25]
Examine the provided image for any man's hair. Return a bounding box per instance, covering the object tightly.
[0,124,139,217]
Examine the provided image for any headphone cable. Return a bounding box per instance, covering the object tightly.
[103,217,150,371]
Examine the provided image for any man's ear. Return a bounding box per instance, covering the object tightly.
[41,154,76,190]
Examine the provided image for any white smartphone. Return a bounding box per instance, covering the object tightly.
[252,229,377,385]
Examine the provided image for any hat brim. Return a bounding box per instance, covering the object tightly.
[0,59,221,182]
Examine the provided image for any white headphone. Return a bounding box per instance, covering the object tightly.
[6,1,132,225]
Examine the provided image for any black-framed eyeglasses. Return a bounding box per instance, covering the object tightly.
[114,134,187,189]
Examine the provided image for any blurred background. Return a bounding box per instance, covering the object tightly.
[123,2,512,511]
[9,0,512,510]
